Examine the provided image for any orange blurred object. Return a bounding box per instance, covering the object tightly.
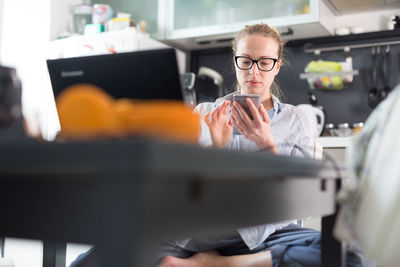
[56,84,200,144]
[114,98,200,144]
[56,84,116,139]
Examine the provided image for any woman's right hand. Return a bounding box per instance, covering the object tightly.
[204,100,232,148]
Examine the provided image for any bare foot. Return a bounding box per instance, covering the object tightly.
[158,251,220,267]
[158,250,271,267]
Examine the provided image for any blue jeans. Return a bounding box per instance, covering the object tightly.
[158,224,365,267]
[71,224,365,267]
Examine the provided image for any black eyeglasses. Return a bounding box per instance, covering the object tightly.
[234,56,278,72]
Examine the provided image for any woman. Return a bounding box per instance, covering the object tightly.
[195,23,313,157]
[158,23,363,267]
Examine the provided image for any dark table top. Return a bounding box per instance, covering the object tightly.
[0,138,338,266]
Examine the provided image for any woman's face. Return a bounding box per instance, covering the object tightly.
[234,34,281,96]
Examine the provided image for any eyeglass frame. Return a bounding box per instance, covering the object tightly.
[234,56,279,72]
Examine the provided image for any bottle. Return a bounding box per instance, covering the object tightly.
[73,4,93,35]
[92,4,114,26]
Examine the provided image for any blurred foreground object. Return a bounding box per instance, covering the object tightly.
[0,65,25,141]
[0,66,22,128]
[334,86,400,266]
[56,84,200,144]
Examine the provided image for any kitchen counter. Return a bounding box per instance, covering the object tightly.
[316,136,356,165]
[317,136,354,148]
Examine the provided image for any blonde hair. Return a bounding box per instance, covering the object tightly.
[232,23,286,100]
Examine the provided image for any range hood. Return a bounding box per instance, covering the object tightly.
[323,0,400,15]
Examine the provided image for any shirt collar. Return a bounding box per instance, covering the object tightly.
[269,94,282,118]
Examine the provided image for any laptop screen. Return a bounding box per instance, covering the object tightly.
[47,48,183,101]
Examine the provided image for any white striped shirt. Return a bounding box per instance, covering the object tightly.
[192,93,315,250]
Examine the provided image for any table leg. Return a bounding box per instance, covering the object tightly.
[321,179,346,267]
[43,241,66,267]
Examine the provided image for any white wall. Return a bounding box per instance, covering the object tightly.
[0,0,83,141]
[50,0,82,41]
[0,0,3,57]
[0,0,57,140]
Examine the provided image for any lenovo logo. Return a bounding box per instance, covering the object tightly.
[61,70,84,78]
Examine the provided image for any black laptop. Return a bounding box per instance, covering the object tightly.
[47,48,183,101]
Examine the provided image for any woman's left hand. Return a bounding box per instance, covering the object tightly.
[231,98,278,154]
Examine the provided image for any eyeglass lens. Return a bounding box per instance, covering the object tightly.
[236,57,275,71]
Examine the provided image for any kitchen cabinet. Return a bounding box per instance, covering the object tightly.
[160,0,335,50]
[316,136,353,164]
[170,0,310,33]
[303,136,352,233]
[99,0,334,51]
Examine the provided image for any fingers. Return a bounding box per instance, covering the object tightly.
[205,101,231,126]
[211,104,222,122]
[212,101,222,116]
[232,100,254,135]
[218,100,231,116]
[231,112,245,134]
[231,103,245,124]
[231,105,247,134]
[232,101,250,123]
[203,111,211,127]
[245,97,261,122]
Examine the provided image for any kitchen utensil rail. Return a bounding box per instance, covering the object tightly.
[304,39,400,53]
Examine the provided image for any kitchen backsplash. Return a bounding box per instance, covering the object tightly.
[190,32,400,126]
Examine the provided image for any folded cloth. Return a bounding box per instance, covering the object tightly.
[335,86,400,266]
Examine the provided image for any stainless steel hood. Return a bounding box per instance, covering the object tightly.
[323,0,400,15]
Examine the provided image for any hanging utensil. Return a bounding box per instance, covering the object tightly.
[381,45,391,100]
[368,47,380,109]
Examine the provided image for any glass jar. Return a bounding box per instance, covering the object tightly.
[335,123,352,137]
[73,4,93,35]
[352,122,364,134]
[324,123,335,136]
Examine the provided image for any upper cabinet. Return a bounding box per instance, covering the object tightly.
[99,0,335,51]
[163,0,334,50]
[167,0,313,38]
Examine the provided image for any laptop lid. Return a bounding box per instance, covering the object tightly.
[47,48,183,101]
